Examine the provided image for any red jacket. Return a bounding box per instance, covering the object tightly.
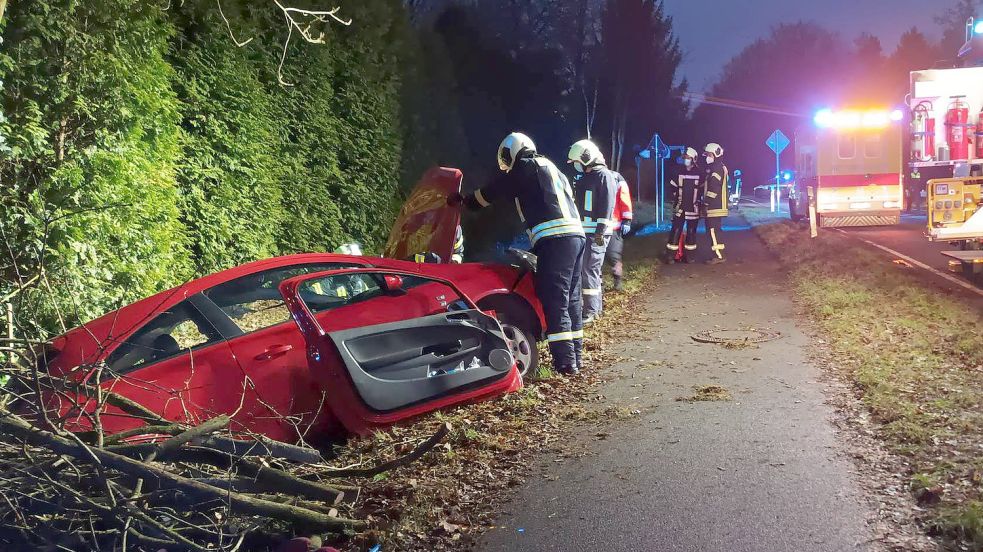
[612,173,634,229]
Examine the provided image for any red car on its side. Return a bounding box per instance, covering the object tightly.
[37,168,545,442]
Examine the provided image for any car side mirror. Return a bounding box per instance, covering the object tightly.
[382,274,405,294]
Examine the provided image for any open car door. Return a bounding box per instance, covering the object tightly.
[383,167,462,262]
[279,268,521,436]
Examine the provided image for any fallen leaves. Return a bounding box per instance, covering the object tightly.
[676,385,733,402]
[316,259,660,551]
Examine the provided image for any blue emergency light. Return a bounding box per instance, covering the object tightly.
[782,171,793,181]
[975,20,983,34]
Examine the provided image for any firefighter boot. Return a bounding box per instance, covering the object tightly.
[556,364,580,377]
[706,218,726,264]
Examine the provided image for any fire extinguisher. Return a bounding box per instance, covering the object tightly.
[946,96,970,161]
[976,108,983,159]
[912,101,935,162]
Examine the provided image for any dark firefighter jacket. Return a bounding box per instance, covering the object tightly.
[702,161,730,218]
[670,166,703,221]
[464,155,584,247]
[574,166,619,236]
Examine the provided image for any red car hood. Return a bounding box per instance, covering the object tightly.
[383,167,462,262]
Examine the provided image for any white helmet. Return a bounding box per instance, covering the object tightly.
[567,139,606,172]
[497,132,537,172]
[682,147,699,168]
[335,243,363,256]
[704,143,724,158]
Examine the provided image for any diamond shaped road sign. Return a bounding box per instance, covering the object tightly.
[766,129,790,155]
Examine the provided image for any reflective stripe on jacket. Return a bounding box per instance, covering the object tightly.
[574,166,618,235]
[465,155,584,247]
[703,162,729,218]
[611,173,634,229]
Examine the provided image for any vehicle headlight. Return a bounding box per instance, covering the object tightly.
[849,202,872,210]
[818,203,838,211]
[882,201,900,209]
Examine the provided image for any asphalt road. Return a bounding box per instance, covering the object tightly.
[479,221,872,552]
[826,211,983,307]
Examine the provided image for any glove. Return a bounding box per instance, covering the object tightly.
[593,232,606,246]
[620,220,632,238]
[446,192,464,206]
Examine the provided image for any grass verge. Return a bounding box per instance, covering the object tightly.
[322,237,660,551]
[744,207,983,550]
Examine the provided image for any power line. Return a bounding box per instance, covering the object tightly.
[682,92,808,118]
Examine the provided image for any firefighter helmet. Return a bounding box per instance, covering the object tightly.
[497,132,537,172]
[684,147,699,160]
[704,143,724,157]
[335,243,363,256]
[567,139,606,172]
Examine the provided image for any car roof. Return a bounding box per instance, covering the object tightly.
[61,253,373,346]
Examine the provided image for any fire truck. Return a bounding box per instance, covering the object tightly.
[912,17,983,284]
[789,108,905,227]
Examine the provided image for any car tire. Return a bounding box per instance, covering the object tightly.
[496,314,539,380]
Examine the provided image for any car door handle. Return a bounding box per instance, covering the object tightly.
[255,344,293,361]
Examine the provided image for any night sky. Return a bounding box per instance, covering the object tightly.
[665,0,946,92]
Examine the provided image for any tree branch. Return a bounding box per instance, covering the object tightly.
[322,422,451,478]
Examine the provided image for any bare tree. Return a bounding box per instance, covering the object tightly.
[212,1,353,86]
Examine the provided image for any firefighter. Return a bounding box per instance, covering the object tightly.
[701,143,729,264]
[451,225,464,263]
[449,132,586,376]
[568,139,618,325]
[607,172,633,291]
[665,147,702,264]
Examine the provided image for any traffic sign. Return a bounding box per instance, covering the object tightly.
[766,129,790,155]
[766,129,790,213]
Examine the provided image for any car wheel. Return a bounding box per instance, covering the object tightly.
[498,317,539,379]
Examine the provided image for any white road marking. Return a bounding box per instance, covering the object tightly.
[832,229,983,297]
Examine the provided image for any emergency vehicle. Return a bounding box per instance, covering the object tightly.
[912,17,983,284]
[789,108,905,227]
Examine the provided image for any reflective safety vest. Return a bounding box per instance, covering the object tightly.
[574,166,619,236]
[612,173,634,229]
[465,155,584,247]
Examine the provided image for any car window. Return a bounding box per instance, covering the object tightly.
[299,274,382,313]
[106,300,222,374]
[297,273,434,314]
[838,135,856,159]
[864,134,882,159]
[205,263,358,334]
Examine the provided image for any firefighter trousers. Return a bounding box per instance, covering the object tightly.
[533,235,586,368]
[704,216,725,259]
[582,234,611,320]
[666,216,699,257]
[606,232,624,280]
